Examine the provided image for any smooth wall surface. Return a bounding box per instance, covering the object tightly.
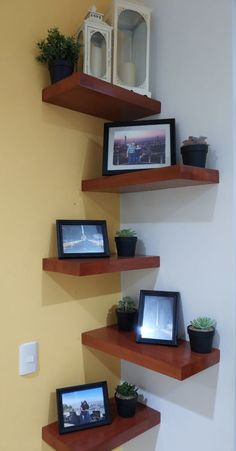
[0,1,121,450]
[121,0,236,450]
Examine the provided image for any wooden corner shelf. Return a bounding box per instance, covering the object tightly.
[82,325,220,381]
[42,398,161,451]
[42,71,161,121]
[42,255,160,277]
[82,165,219,193]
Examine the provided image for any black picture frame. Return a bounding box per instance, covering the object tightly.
[56,220,110,259]
[102,118,176,176]
[136,290,179,346]
[56,381,111,434]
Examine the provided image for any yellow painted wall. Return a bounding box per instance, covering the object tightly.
[0,1,121,450]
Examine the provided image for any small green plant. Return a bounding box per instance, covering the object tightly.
[190,316,216,330]
[117,296,136,312]
[116,228,137,237]
[115,381,139,398]
[36,27,81,64]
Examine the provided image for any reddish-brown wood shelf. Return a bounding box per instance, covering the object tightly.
[82,165,219,193]
[42,71,161,121]
[42,255,160,277]
[82,325,220,381]
[42,398,161,451]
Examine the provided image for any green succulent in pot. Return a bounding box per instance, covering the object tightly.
[115,381,139,418]
[116,296,137,331]
[187,316,216,353]
[115,229,137,257]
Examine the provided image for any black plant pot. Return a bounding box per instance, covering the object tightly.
[115,394,138,418]
[116,309,137,331]
[115,237,137,257]
[48,59,74,84]
[187,325,215,353]
[181,144,208,168]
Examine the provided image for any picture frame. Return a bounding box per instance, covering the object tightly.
[136,290,179,346]
[102,118,176,175]
[56,381,111,434]
[56,220,110,259]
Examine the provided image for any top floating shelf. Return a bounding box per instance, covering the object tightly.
[82,165,219,193]
[42,72,161,121]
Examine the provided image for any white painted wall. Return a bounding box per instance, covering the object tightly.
[121,0,236,450]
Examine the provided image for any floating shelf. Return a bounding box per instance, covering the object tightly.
[82,165,219,193]
[82,325,220,381]
[42,255,160,277]
[42,398,161,451]
[42,71,161,121]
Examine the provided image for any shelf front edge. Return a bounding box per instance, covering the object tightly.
[82,326,220,380]
[82,165,220,193]
[42,255,160,276]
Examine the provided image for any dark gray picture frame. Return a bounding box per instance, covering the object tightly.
[136,290,179,346]
[56,381,111,434]
[56,219,110,259]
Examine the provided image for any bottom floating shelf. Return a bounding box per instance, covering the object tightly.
[42,398,161,451]
[82,325,220,381]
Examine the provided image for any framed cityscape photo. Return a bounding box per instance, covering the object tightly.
[56,381,111,434]
[102,118,176,175]
[136,290,179,346]
[56,220,110,258]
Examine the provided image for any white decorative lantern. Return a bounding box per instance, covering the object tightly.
[106,0,151,96]
[77,6,112,82]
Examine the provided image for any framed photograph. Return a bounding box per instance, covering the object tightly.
[56,381,111,434]
[136,290,179,346]
[56,220,110,259]
[102,118,176,175]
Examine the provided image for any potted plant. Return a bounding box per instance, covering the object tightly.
[36,27,82,84]
[115,228,137,257]
[187,316,216,353]
[181,136,208,168]
[116,296,137,331]
[115,381,139,417]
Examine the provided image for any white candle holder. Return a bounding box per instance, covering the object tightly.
[77,6,112,83]
[105,0,151,96]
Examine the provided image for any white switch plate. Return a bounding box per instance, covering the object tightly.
[19,341,38,375]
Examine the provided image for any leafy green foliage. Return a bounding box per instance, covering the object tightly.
[190,316,216,330]
[116,228,137,237]
[36,27,81,64]
[115,381,138,397]
[117,296,136,312]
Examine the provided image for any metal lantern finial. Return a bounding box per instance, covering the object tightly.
[77,7,112,82]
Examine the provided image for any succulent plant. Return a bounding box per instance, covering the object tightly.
[190,316,216,330]
[182,136,208,146]
[115,381,139,398]
[116,228,137,237]
[117,296,137,312]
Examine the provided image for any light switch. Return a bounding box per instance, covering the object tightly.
[19,341,38,376]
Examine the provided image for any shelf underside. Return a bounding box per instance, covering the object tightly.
[82,165,219,193]
[82,325,220,381]
[42,255,160,277]
[42,71,161,121]
[42,398,161,451]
